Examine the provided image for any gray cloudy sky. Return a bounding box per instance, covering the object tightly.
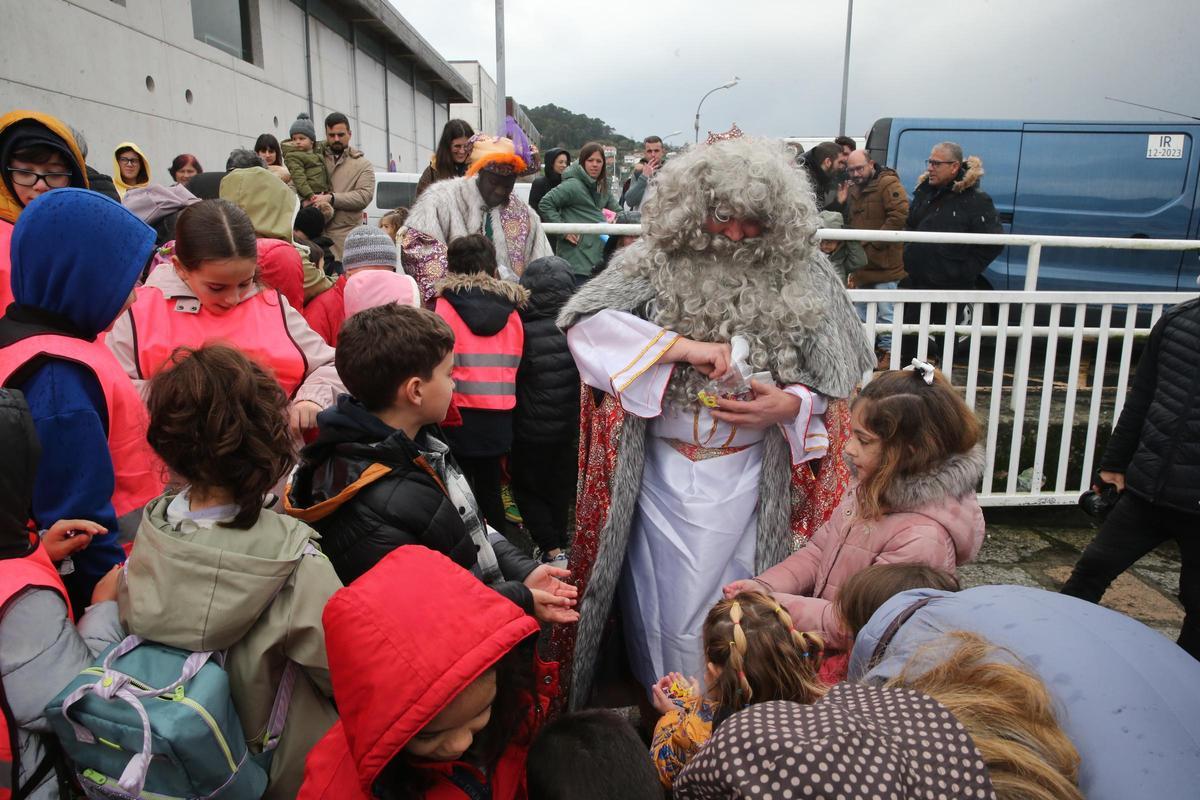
[393,0,1199,141]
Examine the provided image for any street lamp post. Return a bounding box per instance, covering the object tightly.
[693,78,739,143]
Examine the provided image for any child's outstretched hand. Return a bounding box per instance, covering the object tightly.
[43,519,106,563]
[650,671,700,715]
[529,588,579,624]
[525,565,579,624]
[524,564,579,601]
[723,578,766,599]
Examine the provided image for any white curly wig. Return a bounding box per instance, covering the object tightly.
[615,136,840,409]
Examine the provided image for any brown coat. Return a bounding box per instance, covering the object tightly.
[323,146,375,260]
[847,166,908,285]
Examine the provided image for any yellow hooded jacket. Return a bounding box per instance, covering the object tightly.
[112,141,151,199]
[0,110,88,223]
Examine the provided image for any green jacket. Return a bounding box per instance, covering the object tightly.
[538,161,620,276]
[282,140,329,199]
[118,494,343,800]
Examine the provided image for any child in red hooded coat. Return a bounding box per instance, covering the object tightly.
[298,545,558,800]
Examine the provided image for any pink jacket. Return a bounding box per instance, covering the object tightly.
[756,446,986,651]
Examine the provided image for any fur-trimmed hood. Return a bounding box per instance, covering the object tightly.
[435,271,528,336]
[880,445,985,512]
[916,155,985,193]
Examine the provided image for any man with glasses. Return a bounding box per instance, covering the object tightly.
[0,111,89,312]
[845,149,909,366]
[903,141,1002,291]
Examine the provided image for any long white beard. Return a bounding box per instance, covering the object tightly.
[647,235,826,411]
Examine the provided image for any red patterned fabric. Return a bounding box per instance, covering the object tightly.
[548,388,853,707]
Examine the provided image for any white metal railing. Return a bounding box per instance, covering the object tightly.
[541,223,1200,506]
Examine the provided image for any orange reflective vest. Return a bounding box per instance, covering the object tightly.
[127,285,307,398]
[434,298,523,411]
[0,333,164,517]
[0,536,71,799]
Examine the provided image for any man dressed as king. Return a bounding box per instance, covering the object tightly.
[555,134,876,708]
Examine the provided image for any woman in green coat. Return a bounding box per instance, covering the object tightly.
[538,141,620,284]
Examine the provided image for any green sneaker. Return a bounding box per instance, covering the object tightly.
[502,484,523,525]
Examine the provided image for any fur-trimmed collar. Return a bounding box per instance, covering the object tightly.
[435,271,529,306]
[880,445,985,512]
[916,155,985,193]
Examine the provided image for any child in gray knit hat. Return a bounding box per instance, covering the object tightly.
[282,112,331,202]
[341,225,399,273]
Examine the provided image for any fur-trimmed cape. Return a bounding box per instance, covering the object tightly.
[552,257,874,709]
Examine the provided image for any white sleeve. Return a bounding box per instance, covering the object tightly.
[781,386,829,465]
[566,309,679,418]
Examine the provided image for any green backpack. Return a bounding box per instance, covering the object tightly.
[45,635,298,800]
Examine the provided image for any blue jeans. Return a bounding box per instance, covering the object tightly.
[855,280,898,351]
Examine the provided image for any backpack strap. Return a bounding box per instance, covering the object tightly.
[259,539,324,754]
[864,596,936,674]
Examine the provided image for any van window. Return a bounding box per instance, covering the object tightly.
[376,181,417,211]
[1014,131,1192,214]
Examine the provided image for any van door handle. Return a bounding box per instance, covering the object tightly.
[998,212,1013,224]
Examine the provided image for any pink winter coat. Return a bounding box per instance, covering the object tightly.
[756,446,986,651]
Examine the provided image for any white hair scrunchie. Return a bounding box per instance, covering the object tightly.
[906,358,936,385]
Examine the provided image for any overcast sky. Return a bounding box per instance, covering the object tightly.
[392,0,1200,142]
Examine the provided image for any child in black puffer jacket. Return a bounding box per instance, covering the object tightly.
[512,256,581,565]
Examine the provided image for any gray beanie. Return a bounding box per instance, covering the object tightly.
[342,225,398,272]
[289,112,317,142]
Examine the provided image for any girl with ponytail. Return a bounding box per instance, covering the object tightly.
[648,591,825,789]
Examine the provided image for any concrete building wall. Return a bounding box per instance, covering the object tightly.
[449,61,498,138]
[0,0,466,180]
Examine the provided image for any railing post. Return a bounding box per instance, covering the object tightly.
[1009,243,1042,414]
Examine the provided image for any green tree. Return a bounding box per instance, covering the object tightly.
[523,103,641,153]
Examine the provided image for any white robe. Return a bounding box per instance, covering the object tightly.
[567,309,828,689]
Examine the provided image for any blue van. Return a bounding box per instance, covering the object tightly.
[864,118,1200,291]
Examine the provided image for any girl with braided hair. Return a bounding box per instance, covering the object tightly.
[648,591,825,789]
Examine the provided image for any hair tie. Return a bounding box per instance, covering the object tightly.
[906,358,936,385]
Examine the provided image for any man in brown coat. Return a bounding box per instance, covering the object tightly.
[846,149,908,362]
[310,112,375,260]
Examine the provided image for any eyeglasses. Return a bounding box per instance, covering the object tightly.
[117,156,142,166]
[926,159,958,167]
[6,167,72,189]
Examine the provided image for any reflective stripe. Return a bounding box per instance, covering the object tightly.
[454,353,522,368]
[455,380,517,395]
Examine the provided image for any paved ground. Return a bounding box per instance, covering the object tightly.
[968,508,1184,641]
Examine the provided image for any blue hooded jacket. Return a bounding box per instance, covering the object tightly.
[849,584,1200,800]
[0,188,155,608]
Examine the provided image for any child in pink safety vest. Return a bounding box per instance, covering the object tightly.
[105,199,343,436]
[433,234,527,534]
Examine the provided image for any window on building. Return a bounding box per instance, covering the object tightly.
[192,0,255,62]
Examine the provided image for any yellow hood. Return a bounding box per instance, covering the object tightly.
[113,141,151,197]
[0,110,88,223]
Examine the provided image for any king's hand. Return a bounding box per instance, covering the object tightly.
[710,379,802,429]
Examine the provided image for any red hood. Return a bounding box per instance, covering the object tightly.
[257,238,304,311]
[321,545,539,796]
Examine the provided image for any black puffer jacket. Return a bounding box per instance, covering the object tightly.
[903,156,1003,290]
[0,389,39,560]
[1102,298,1200,515]
[515,257,580,442]
[286,396,536,607]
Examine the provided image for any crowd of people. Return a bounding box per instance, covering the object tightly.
[0,107,1197,800]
